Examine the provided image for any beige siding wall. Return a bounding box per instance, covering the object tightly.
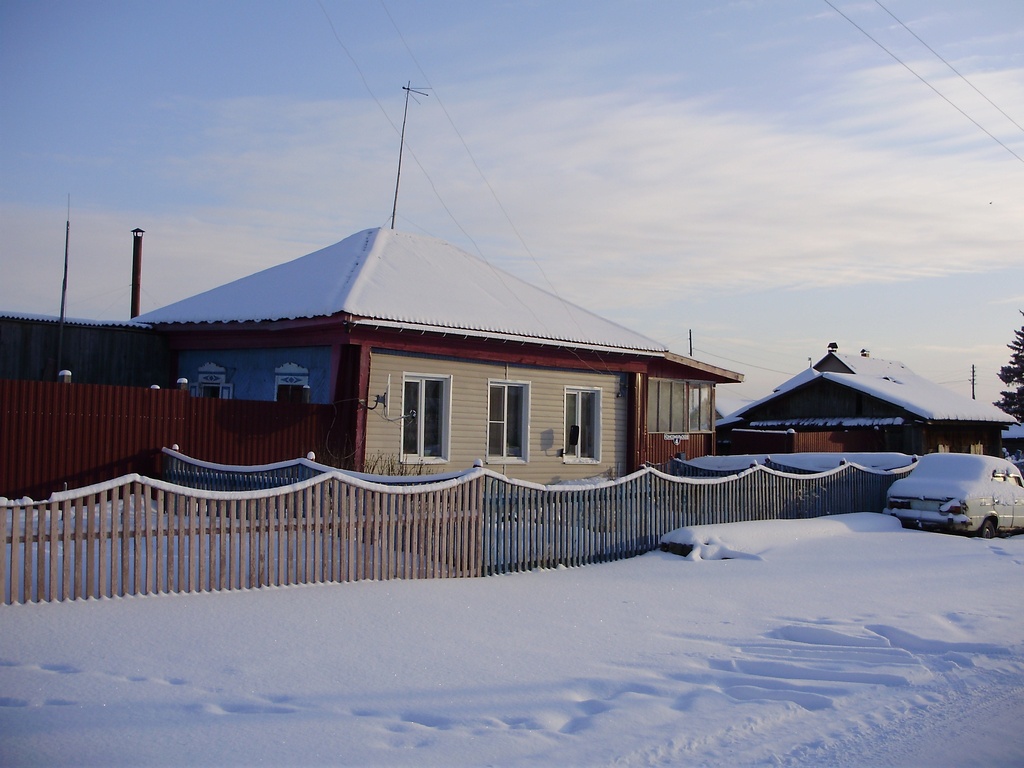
[364,350,628,485]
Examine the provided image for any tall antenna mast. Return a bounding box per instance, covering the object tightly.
[56,194,70,376]
[390,81,429,230]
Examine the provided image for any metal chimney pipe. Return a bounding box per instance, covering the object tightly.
[131,228,144,318]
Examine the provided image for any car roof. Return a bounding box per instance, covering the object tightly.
[912,453,1021,478]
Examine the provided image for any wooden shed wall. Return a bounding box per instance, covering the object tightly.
[724,423,1003,457]
[751,379,903,421]
[0,318,170,387]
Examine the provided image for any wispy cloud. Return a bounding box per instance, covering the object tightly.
[4,67,1022,316]
[2,2,1022,407]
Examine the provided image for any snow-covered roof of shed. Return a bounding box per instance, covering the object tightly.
[817,368,1011,422]
[722,352,1013,425]
[0,311,148,329]
[822,352,922,380]
[136,228,667,354]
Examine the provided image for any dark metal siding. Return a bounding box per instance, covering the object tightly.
[1,379,344,500]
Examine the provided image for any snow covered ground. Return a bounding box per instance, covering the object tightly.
[2,513,1022,767]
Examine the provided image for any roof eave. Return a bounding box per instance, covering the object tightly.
[662,351,744,383]
[351,318,668,356]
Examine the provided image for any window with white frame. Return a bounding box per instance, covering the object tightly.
[647,379,712,432]
[564,387,600,462]
[191,362,233,399]
[488,381,529,462]
[402,374,451,462]
[689,382,713,432]
[275,362,309,403]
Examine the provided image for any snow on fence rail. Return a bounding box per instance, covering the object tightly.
[159,447,465,490]
[2,457,908,605]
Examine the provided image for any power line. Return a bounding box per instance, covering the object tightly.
[376,1,564,308]
[316,1,622,378]
[691,348,796,377]
[872,0,1024,137]
[374,0,631,378]
[315,1,465,230]
[823,0,1024,164]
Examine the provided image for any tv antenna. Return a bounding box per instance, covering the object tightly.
[390,82,429,229]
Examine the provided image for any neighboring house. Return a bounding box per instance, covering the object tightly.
[717,346,1014,457]
[1004,424,1024,459]
[137,227,742,483]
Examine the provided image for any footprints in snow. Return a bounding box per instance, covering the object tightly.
[0,657,191,710]
[352,684,655,738]
[2,620,1014,737]
[985,542,1024,564]
[672,621,1011,713]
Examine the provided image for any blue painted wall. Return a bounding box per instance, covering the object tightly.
[177,347,333,403]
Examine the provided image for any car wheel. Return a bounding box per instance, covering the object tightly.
[977,518,997,539]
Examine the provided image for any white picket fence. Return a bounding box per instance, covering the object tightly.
[2,456,908,605]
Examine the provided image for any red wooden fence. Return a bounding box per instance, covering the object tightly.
[0,379,343,500]
[642,432,713,466]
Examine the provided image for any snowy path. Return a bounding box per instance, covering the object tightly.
[2,514,1023,767]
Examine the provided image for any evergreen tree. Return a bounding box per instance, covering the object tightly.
[995,310,1024,421]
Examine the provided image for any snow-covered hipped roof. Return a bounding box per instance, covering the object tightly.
[722,351,1014,425]
[136,228,667,354]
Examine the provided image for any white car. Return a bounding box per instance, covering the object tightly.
[884,453,1024,538]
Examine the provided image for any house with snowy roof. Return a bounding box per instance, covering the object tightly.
[717,345,1015,457]
[137,227,742,483]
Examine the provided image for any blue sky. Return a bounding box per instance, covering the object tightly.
[2,0,1023,407]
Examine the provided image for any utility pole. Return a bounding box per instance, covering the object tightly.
[56,195,70,376]
[971,364,976,400]
[390,82,429,230]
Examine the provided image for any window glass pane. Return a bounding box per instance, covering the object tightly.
[658,381,673,433]
[488,386,504,456]
[276,384,305,404]
[647,380,660,432]
[488,386,504,421]
[699,384,712,431]
[506,385,523,457]
[671,381,687,432]
[488,422,504,456]
[580,391,596,459]
[689,385,701,433]
[422,379,443,457]
[402,381,419,455]
[565,391,578,454]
